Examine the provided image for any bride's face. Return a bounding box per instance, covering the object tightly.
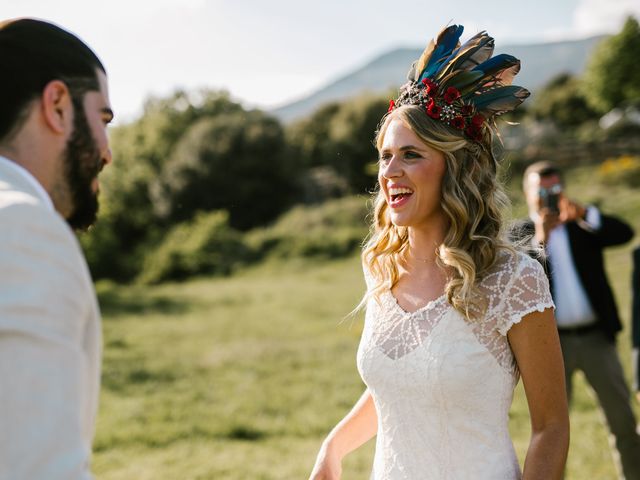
[377,118,447,230]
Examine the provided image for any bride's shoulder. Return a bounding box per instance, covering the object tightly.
[480,248,553,333]
[491,248,541,274]
[479,248,545,293]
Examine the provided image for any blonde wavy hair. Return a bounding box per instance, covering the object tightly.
[362,105,514,319]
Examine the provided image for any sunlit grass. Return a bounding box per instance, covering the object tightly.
[93,249,638,479]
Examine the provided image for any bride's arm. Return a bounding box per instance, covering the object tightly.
[309,388,377,480]
[508,308,570,480]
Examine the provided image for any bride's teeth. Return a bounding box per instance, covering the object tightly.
[389,187,413,196]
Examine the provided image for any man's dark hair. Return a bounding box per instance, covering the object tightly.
[0,18,105,142]
[522,161,564,191]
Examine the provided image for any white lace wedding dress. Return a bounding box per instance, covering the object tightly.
[357,251,554,479]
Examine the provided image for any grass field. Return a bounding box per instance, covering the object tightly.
[93,252,639,480]
[93,163,640,479]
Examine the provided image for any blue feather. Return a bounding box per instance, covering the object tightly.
[419,25,464,81]
[436,33,494,81]
[456,34,494,70]
[472,85,530,115]
[472,54,519,77]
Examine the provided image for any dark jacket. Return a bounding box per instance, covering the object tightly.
[633,246,640,389]
[515,213,634,341]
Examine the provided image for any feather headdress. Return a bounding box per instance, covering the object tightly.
[388,25,529,142]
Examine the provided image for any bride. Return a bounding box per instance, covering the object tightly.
[309,25,569,480]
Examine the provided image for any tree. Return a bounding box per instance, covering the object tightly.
[80,90,247,280]
[326,94,389,193]
[135,90,244,170]
[286,94,391,194]
[286,102,341,169]
[582,16,640,113]
[150,110,298,230]
[530,73,598,128]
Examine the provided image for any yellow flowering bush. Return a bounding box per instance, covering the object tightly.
[598,155,640,186]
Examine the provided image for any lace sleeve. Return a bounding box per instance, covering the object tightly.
[496,252,555,336]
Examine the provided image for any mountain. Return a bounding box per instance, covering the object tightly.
[271,35,607,123]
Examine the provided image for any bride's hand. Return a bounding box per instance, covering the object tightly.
[309,445,342,480]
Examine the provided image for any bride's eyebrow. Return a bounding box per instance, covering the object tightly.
[380,145,421,153]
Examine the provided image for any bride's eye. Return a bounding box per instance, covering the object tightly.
[379,153,392,165]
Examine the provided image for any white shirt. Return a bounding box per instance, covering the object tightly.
[544,207,601,328]
[0,155,54,211]
[0,153,100,479]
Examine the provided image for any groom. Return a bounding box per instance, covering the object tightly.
[0,19,113,478]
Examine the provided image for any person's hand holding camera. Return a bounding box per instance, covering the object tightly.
[534,207,560,245]
[534,184,562,244]
[558,197,587,224]
[534,183,587,244]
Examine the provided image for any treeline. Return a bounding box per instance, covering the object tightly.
[82,90,388,283]
[521,16,640,133]
[82,17,640,284]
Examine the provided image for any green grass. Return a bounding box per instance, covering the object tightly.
[93,164,640,479]
[94,258,375,479]
[94,253,639,479]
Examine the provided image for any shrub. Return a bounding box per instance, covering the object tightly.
[246,196,370,260]
[138,211,249,284]
[530,73,598,128]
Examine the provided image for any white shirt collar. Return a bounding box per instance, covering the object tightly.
[0,155,54,211]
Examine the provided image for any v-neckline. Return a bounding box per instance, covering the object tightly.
[386,290,448,316]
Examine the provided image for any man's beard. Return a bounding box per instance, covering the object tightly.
[64,97,104,231]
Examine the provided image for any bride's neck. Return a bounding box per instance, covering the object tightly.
[405,225,446,266]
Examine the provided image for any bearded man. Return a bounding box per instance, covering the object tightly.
[0,18,113,479]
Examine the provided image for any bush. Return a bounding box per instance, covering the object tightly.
[530,73,598,128]
[138,211,249,284]
[246,196,370,260]
[598,155,640,187]
[81,90,246,281]
[150,110,298,231]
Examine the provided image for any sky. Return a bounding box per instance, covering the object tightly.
[1,0,638,124]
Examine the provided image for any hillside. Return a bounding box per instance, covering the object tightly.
[271,35,607,122]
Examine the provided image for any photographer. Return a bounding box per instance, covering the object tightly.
[518,161,640,479]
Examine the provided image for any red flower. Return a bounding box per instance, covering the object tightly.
[422,78,438,95]
[443,87,461,104]
[471,114,485,127]
[426,99,441,119]
[461,104,474,116]
[388,99,396,112]
[450,116,465,130]
[465,125,483,142]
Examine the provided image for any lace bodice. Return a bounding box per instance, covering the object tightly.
[356,250,553,479]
